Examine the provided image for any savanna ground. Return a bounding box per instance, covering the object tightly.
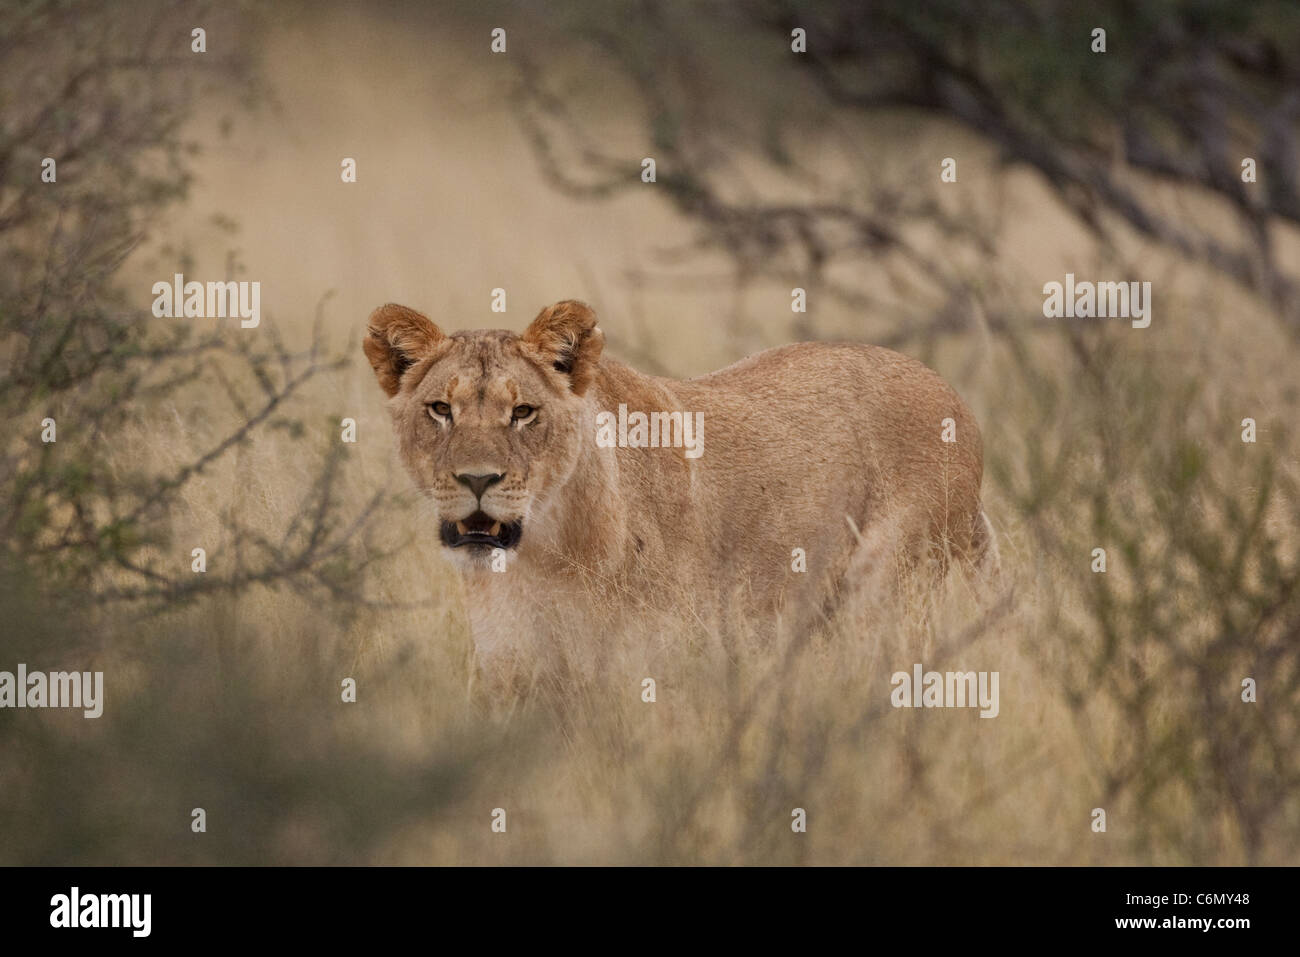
[1,0,1298,865]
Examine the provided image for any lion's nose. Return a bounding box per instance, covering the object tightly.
[455,472,505,500]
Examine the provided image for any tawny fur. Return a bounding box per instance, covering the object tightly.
[365,300,994,670]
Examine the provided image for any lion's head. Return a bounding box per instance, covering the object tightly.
[364,300,604,564]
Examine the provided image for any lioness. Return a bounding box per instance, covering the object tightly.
[365,300,995,670]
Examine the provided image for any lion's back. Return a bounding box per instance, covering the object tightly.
[667,341,986,579]
[673,341,982,494]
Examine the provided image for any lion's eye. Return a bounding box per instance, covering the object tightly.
[429,401,452,419]
[511,404,536,422]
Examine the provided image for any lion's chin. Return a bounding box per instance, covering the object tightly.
[439,511,523,551]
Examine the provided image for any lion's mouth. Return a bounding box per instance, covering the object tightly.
[440,510,523,550]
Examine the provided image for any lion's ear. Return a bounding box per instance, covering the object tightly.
[363,303,446,397]
[520,300,604,396]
